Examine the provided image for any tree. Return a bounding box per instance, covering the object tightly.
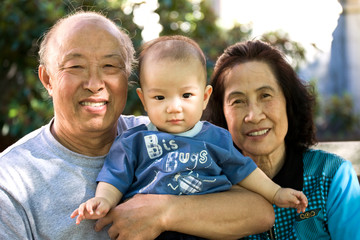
[0,0,307,150]
[0,0,141,149]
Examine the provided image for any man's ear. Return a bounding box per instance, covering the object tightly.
[202,85,213,110]
[38,65,53,96]
[136,88,147,112]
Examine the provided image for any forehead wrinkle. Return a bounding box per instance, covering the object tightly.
[227,90,245,100]
[257,85,276,92]
[58,52,124,66]
[58,52,83,68]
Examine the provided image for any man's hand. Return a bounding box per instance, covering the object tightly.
[95,194,170,240]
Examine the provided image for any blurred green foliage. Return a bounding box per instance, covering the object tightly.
[0,0,142,149]
[316,94,360,141]
[1,0,357,150]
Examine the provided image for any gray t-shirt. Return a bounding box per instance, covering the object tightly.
[0,115,149,240]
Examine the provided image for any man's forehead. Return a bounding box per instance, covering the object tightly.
[57,17,116,37]
[46,20,123,67]
[52,18,121,49]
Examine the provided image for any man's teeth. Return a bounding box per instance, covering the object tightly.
[249,129,269,136]
[81,102,106,107]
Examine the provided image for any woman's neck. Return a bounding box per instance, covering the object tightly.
[245,144,286,179]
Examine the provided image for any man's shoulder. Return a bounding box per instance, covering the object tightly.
[0,125,48,159]
[117,115,149,132]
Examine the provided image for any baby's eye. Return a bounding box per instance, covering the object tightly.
[155,96,165,100]
[183,93,192,98]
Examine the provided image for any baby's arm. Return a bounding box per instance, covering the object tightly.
[70,182,123,224]
[238,168,308,213]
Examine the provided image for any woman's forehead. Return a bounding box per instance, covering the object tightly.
[224,61,280,91]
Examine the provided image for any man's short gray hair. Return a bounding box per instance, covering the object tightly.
[38,11,135,77]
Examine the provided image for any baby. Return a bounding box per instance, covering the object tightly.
[71,36,307,234]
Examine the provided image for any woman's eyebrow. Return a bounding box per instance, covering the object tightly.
[226,91,245,100]
[226,85,276,100]
[256,85,276,92]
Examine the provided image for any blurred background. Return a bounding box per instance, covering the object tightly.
[1,0,359,151]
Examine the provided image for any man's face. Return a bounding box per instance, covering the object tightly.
[45,19,128,136]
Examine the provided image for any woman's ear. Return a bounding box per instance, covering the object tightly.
[38,65,53,96]
[203,85,213,110]
[136,88,147,112]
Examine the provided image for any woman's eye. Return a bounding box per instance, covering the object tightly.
[261,93,271,99]
[183,93,192,98]
[232,99,245,105]
[155,96,165,100]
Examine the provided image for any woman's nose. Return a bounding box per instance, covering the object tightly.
[244,103,265,123]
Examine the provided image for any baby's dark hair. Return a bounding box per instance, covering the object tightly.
[138,35,206,86]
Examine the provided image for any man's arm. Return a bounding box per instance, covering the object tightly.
[95,185,275,240]
[0,188,33,239]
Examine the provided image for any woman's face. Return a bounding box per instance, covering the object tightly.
[222,61,288,161]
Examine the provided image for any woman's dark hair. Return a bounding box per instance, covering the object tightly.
[205,40,317,153]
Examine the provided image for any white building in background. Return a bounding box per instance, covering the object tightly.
[325,0,360,113]
[213,0,359,113]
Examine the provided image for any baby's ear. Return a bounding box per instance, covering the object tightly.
[203,85,213,109]
[136,88,147,111]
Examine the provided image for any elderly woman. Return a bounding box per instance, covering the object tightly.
[205,40,360,239]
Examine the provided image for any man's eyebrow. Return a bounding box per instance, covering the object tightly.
[59,53,83,67]
[59,53,124,68]
[103,54,122,59]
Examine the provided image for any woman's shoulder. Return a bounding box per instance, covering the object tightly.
[303,149,346,178]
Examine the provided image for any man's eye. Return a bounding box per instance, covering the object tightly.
[155,96,164,100]
[104,64,115,68]
[69,65,83,69]
[183,93,192,98]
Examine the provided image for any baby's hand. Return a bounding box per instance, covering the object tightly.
[273,188,308,213]
[70,197,111,224]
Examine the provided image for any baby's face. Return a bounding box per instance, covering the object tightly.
[137,58,211,134]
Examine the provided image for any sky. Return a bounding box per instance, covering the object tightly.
[132,0,343,62]
[217,0,343,61]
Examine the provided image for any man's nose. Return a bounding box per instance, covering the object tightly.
[83,68,104,93]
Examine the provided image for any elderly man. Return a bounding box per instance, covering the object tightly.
[0,11,274,239]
